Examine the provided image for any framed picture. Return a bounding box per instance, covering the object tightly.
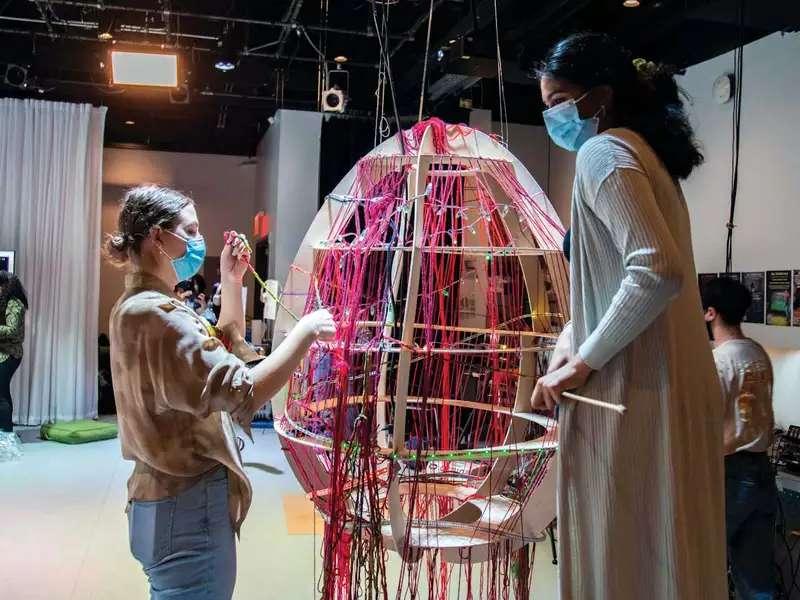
[742,272,766,324]
[0,251,14,274]
[766,270,791,326]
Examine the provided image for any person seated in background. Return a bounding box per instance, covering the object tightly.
[702,276,777,600]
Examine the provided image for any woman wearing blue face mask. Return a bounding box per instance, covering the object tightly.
[105,185,336,599]
[531,34,726,599]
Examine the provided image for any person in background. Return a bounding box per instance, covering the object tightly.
[174,279,201,312]
[98,334,115,415]
[531,32,726,598]
[105,185,335,599]
[175,275,210,316]
[0,271,27,433]
[702,276,777,600]
[189,273,208,315]
[202,282,222,326]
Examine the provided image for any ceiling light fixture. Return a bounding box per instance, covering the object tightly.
[215,23,238,72]
[623,0,640,6]
[4,64,28,88]
[214,58,236,72]
[97,11,115,41]
[111,51,178,87]
[124,120,135,125]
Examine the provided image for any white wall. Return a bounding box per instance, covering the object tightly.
[100,149,257,332]
[255,109,322,286]
[681,32,800,349]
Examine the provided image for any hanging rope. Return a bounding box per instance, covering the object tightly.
[417,0,436,123]
[373,2,390,146]
[493,0,509,145]
[370,0,406,154]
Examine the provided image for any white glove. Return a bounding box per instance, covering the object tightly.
[298,309,337,342]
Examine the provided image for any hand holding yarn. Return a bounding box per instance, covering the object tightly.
[298,309,337,342]
[221,230,251,284]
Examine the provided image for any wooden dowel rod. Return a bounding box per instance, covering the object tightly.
[354,321,559,339]
[562,392,626,415]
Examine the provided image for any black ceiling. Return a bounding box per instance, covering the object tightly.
[0,0,796,155]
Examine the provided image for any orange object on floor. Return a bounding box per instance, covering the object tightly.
[282,494,324,535]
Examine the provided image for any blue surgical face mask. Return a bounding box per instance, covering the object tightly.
[542,91,601,152]
[162,229,206,281]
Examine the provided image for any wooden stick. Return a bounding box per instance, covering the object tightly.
[354,320,560,340]
[228,231,301,322]
[562,392,626,415]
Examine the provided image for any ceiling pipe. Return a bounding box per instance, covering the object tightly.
[30,0,55,38]
[0,26,379,69]
[0,15,217,41]
[276,0,304,60]
[30,0,411,40]
[389,0,448,58]
[0,71,319,107]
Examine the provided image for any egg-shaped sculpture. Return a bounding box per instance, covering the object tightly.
[272,119,569,598]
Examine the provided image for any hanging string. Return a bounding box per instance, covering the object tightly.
[492,0,509,145]
[417,0,436,123]
[372,2,389,147]
[370,0,407,154]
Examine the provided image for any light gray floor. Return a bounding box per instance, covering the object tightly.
[0,429,558,599]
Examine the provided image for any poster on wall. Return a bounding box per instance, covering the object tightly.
[742,272,766,324]
[0,251,14,274]
[718,272,742,282]
[766,270,791,326]
[794,270,800,327]
[698,272,716,292]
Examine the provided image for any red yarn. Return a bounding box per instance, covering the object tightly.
[278,121,566,600]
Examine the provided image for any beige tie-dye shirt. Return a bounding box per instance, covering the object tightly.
[110,272,263,532]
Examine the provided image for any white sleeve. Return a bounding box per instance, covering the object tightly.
[577,166,684,370]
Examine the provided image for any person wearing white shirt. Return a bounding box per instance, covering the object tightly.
[703,276,776,600]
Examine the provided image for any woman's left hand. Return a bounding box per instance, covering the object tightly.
[531,356,593,412]
[220,230,251,284]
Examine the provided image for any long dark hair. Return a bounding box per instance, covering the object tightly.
[537,33,703,180]
[0,271,28,324]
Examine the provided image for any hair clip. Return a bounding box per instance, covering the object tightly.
[633,58,657,78]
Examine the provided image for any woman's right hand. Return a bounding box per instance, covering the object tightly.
[298,309,337,342]
[220,231,251,285]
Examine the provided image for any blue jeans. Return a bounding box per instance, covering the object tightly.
[725,452,777,600]
[128,467,236,599]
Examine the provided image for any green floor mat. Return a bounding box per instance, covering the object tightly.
[40,420,118,444]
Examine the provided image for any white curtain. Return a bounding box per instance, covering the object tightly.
[0,99,106,424]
